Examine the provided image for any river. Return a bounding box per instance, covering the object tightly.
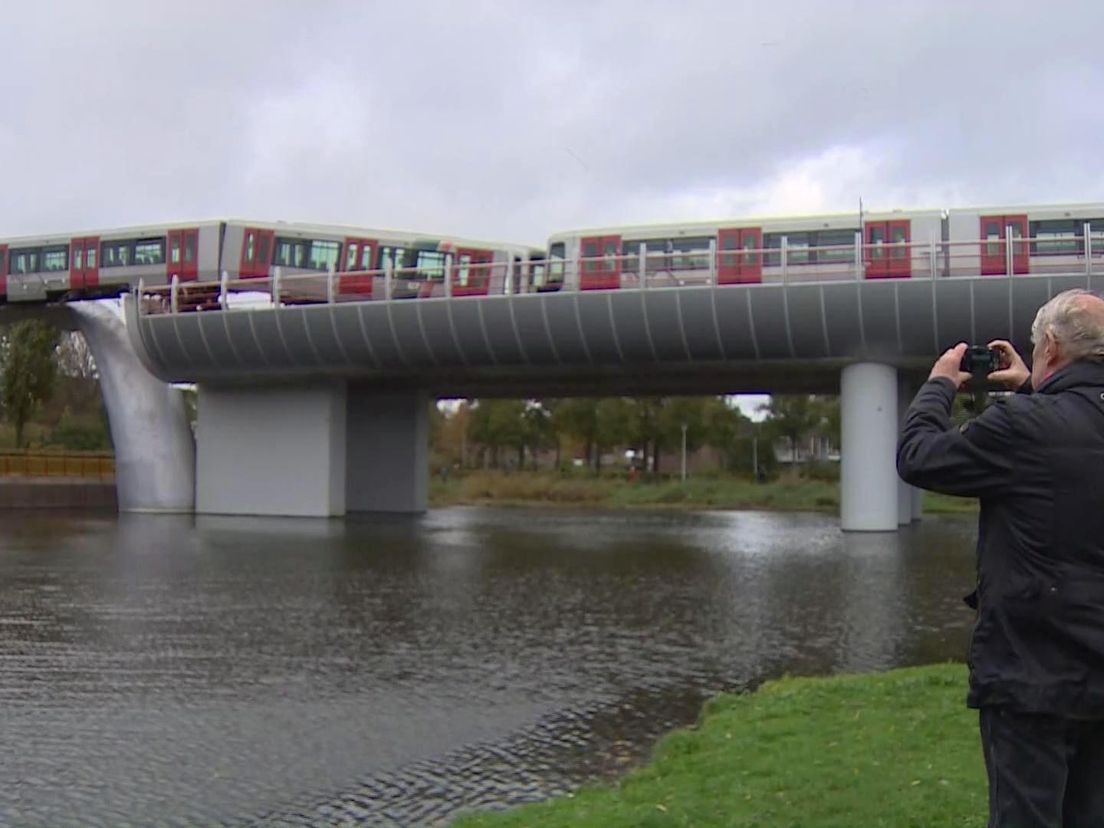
[0,507,978,826]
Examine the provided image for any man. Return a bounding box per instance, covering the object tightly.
[898,289,1104,828]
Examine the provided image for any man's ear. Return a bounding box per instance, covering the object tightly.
[1044,332,1062,365]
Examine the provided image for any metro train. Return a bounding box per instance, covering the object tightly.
[0,219,544,304]
[541,203,1104,290]
[4,203,1104,306]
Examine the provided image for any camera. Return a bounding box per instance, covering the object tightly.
[960,345,1002,375]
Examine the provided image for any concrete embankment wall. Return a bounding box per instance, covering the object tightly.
[0,478,117,509]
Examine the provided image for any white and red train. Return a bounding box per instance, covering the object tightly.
[543,203,1104,290]
[2,204,1103,304]
[0,219,542,303]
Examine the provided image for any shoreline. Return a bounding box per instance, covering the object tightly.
[451,663,986,827]
[429,471,978,515]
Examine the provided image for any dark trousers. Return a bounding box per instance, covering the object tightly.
[981,707,1104,827]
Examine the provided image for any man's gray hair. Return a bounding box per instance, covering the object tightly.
[1031,289,1104,362]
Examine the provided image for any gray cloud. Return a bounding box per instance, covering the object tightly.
[2,0,1102,245]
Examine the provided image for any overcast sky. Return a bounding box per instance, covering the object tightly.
[3,0,1102,248]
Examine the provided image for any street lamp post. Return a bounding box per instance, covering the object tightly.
[681,421,688,484]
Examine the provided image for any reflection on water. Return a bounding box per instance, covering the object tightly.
[0,507,978,826]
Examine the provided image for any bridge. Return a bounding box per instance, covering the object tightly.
[103,240,1104,531]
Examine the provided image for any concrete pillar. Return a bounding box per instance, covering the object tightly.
[346,390,428,513]
[70,300,195,512]
[196,381,347,517]
[840,363,899,531]
[897,376,914,526]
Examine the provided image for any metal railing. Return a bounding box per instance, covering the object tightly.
[136,226,1104,317]
[0,450,115,480]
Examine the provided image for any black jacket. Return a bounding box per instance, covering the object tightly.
[898,361,1104,715]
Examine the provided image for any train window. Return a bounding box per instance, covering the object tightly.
[378,246,408,272]
[582,240,599,273]
[308,240,340,271]
[42,246,68,272]
[86,246,96,269]
[817,229,855,263]
[416,250,446,280]
[134,238,165,266]
[274,238,309,269]
[549,242,565,282]
[670,237,711,270]
[868,227,885,260]
[985,220,1001,256]
[73,248,82,270]
[890,225,908,259]
[102,240,132,268]
[345,243,374,271]
[9,249,39,275]
[721,234,739,268]
[627,241,644,273]
[787,232,810,264]
[1030,220,1079,255]
[602,238,619,272]
[457,253,471,286]
[256,233,269,266]
[243,232,256,264]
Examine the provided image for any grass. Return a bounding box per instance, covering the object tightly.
[451,664,986,828]
[429,471,978,515]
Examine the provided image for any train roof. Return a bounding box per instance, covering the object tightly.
[0,218,542,253]
[546,207,944,241]
[546,202,1104,241]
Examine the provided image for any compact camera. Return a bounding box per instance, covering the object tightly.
[960,345,1002,375]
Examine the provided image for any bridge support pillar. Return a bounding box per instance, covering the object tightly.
[196,382,347,517]
[897,377,916,526]
[840,363,899,532]
[346,389,428,513]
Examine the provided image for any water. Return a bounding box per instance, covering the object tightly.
[0,507,979,826]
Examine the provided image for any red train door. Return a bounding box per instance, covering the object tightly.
[0,244,7,300]
[69,236,100,293]
[340,237,376,297]
[237,227,273,280]
[579,235,621,289]
[452,247,494,296]
[865,222,912,278]
[887,219,911,278]
[717,227,762,284]
[168,228,200,282]
[979,214,1028,275]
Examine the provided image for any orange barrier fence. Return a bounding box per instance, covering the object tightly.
[0,451,115,480]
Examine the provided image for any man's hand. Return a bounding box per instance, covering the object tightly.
[987,339,1030,390]
[929,342,972,388]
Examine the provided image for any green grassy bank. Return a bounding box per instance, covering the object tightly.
[452,664,986,828]
[429,471,977,515]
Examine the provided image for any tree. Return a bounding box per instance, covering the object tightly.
[553,398,601,470]
[758,395,822,465]
[0,320,60,448]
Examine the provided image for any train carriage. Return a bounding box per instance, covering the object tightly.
[0,221,221,303]
[221,220,537,302]
[946,204,1104,277]
[545,209,945,290]
[0,219,541,306]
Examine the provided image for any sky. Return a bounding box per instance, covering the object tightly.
[3,0,1103,414]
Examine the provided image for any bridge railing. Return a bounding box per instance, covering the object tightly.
[0,450,115,480]
[135,228,1104,316]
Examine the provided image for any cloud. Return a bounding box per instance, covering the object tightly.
[1,0,1102,246]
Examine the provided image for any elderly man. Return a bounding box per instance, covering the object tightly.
[898,288,1104,828]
